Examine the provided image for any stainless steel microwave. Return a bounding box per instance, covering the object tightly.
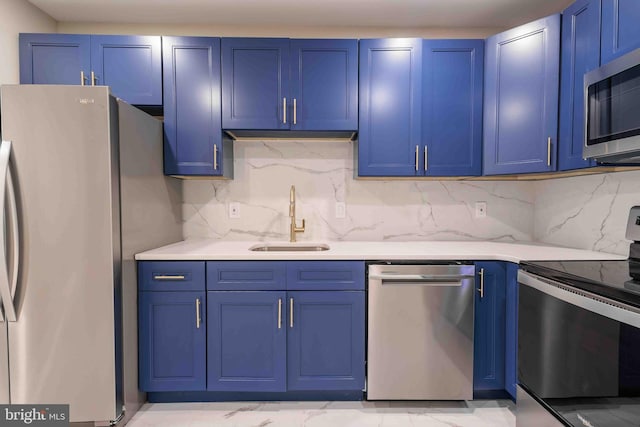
[584,48,640,163]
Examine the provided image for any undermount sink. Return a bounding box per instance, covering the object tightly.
[249,243,330,252]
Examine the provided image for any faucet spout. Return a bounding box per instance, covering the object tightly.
[288,185,305,242]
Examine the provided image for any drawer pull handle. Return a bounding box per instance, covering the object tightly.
[547,137,552,167]
[195,298,201,329]
[213,144,218,170]
[91,71,97,86]
[80,71,88,86]
[153,275,185,280]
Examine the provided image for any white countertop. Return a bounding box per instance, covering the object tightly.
[135,239,626,264]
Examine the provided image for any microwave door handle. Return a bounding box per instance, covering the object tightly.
[0,142,16,322]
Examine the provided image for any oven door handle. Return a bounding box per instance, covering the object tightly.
[518,270,640,329]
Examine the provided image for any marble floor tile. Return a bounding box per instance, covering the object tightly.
[127,400,515,426]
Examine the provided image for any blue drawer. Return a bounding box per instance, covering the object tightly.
[207,261,287,290]
[287,261,365,291]
[138,261,206,291]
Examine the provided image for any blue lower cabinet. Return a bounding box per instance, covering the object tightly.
[474,262,507,394]
[505,263,519,400]
[139,291,206,392]
[207,291,287,392]
[287,291,365,391]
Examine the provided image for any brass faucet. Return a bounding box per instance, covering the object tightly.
[289,185,305,242]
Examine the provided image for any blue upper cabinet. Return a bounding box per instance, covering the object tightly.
[484,15,561,175]
[601,0,640,64]
[474,262,507,394]
[163,36,231,177]
[19,34,91,85]
[559,0,600,171]
[287,291,365,391]
[19,33,162,106]
[358,38,422,176]
[139,291,206,392]
[221,38,290,130]
[423,39,484,176]
[91,35,162,105]
[290,39,358,131]
[207,291,287,392]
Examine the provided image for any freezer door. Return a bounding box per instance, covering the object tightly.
[0,85,119,422]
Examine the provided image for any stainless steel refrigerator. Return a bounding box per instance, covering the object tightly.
[0,85,183,424]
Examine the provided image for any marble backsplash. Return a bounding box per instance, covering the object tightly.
[183,141,535,242]
[533,170,640,256]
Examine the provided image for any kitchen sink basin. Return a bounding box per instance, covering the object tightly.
[249,243,330,252]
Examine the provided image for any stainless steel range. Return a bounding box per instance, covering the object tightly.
[517,206,640,427]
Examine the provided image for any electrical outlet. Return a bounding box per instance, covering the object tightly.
[335,202,346,219]
[475,202,487,218]
[229,202,240,219]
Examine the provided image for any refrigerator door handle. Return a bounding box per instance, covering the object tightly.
[0,142,17,322]
[6,165,19,320]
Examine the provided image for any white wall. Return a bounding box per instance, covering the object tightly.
[57,22,501,39]
[0,0,56,86]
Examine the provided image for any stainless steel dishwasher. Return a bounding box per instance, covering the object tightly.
[367,263,476,400]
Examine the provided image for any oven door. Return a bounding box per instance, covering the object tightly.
[518,271,640,427]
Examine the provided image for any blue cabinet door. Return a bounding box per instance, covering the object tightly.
[484,15,561,175]
[474,262,506,393]
[290,39,358,131]
[207,291,287,391]
[221,38,290,130]
[601,0,640,64]
[358,38,422,176]
[90,35,162,105]
[287,291,365,391]
[559,0,600,171]
[505,263,519,400]
[423,39,483,176]
[163,36,224,176]
[19,33,91,85]
[139,291,206,391]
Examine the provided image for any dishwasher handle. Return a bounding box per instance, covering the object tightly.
[369,273,474,286]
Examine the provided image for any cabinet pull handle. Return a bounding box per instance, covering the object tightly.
[213,144,218,170]
[293,98,297,125]
[278,298,282,329]
[80,71,88,86]
[424,146,428,171]
[195,298,201,329]
[547,137,552,167]
[415,145,419,171]
[290,298,294,328]
[91,71,97,86]
[477,268,484,299]
[283,98,287,124]
[153,274,185,280]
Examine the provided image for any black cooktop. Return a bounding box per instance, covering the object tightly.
[520,260,640,309]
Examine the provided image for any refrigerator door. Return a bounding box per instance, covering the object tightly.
[0,85,118,422]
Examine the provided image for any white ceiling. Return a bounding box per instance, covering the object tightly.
[29,0,573,29]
